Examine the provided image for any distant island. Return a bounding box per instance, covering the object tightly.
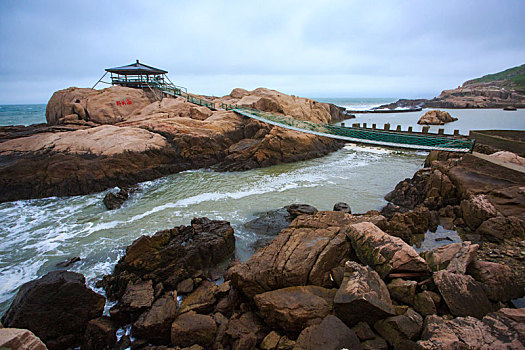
[379,64,525,109]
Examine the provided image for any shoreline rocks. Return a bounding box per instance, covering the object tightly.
[417,110,458,125]
[0,86,346,203]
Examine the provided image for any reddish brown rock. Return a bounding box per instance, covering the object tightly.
[387,278,417,305]
[467,260,525,302]
[334,261,395,327]
[433,270,492,319]
[170,311,217,348]
[230,211,356,297]
[294,315,361,350]
[110,280,154,324]
[0,328,47,350]
[418,309,525,349]
[386,206,430,242]
[180,280,218,314]
[476,216,525,242]
[254,286,336,334]
[345,222,429,279]
[225,312,267,349]
[420,241,478,274]
[374,308,423,348]
[1,271,105,350]
[132,294,179,344]
[460,194,498,230]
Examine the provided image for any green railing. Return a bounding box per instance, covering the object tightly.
[230,106,475,152]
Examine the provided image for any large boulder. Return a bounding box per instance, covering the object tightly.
[294,315,361,350]
[224,312,267,349]
[334,261,395,327]
[230,211,357,297]
[420,241,478,273]
[244,207,292,235]
[433,270,492,319]
[476,216,525,242]
[386,206,430,242]
[110,280,155,324]
[1,271,105,350]
[460,194,498,230]
[179,280,218,314]
[46,86,155,125]
[253,286,336,334]
[103,217,235,299]
[0,328,47,350]
[344,222,429,279]
[467,260,525,302]
[418,309,525,349]
[417,110,458,125]
[170,311,217,348]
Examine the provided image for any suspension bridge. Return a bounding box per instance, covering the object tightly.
[152,80,475,153]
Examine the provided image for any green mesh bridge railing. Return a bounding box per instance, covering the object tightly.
[229,106,475,153]
[146,82,474,152]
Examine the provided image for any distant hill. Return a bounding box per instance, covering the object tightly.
[463,64,525,93]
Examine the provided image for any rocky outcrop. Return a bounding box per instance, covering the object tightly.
[418,309,525,349]
[417,110,458,125]
[170,311,217,348]
[0,328,47,350]
[230,211,386,298]
[1,86,346,203]
[102,217,235,300]
[467,260,525,302]
[1,271,105,350]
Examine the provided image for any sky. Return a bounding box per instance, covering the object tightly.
[0,0,524,104]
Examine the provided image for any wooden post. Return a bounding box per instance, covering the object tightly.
[384,123,390,131]
[372,124,376,129]
[438,128,444,135]
[353,123,360,128]
[363,123,367,128]
[341,123,345,127]
[396,125,402,131]
[422,126,430,133]
[453,129,460,136]
[408,126,413,132]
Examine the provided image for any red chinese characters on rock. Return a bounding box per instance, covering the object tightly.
[116,99,132,106]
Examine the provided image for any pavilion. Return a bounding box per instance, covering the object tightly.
[92,60,172,89]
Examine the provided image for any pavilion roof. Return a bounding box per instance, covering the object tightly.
[105,60,167,75]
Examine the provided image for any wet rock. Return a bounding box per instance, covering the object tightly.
[110,280,154,324]
[244,207,292,235]
[334,261,395,327]
[467,260,525,302]
[170,311,217,348]
[103,217,235,299]
[176,278,194,294]
[180,280,218,314]
[380,202,408,220]
[345,222,429,279]
[82,317,117,350]
[132,293,179,344]
[284,204,318,218]
[0,270,105,350]
[230,211,358,297]
[55,256,81,268]
[417,110,458,125]
[418,309,525,349]
[294,315,361,350]
[333,202,351,213]
[384,169,430,210]
[387,278,417,305]
[254,286,335,334]
[374,308,423,348]
[460,194,498,230]
[476,216,525,242]
[387,206,430,242]
[103,187,131,210]
[0,328,47,350]
[420,241,477,273]
[433,270,492,318]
